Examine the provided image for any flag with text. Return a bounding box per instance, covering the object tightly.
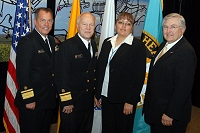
[133,0,163,133]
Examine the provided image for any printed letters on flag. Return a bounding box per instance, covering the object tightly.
[133,0,163,133]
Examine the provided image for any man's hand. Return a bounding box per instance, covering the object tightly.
[62,105,74,114]
[26,102,36,110]
[123,103,133,115]
[161,114,173,126]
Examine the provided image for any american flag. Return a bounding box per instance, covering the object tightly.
[3,0,30,132]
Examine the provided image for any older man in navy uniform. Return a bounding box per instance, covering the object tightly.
[55,12,97,133]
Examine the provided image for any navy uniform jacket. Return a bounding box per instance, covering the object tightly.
[143,37,197,126]
[55,33,97,111]
[95,37,146,105]
[15,29,57,109]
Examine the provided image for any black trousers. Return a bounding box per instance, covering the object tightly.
[59,108,94,133]
[150,124,187,133]
[102,96,136,133]
[18,107,53,133]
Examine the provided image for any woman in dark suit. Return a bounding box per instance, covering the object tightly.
[94,12,146,133]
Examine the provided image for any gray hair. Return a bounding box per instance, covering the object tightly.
[77,12,96,25]
[162,13,186,30]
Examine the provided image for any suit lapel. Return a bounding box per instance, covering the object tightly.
[86,41,97,69]
[101,40,112,60]
[99,40,129,65]
[150,42,166,69]
[74,34,91,62]
[112,43,128,59]
[91,40,97,58]
[48,36,56,59]
[151,37,185,72]
[32,30,52,62]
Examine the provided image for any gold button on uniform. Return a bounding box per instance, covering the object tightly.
[52,84,54,86]
[24,86,28,90]
[52,74,54,76]
[62,89,65,92]
[87,80,90,82]
[86,89,88,92]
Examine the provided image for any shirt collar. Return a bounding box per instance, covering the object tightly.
[108,33,134,47]
[78,33,91,46]
[166,35,183,49]
[35,28,48,41]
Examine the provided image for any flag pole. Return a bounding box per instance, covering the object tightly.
[28,0,32,32]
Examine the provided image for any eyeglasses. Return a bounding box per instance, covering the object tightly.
[163,25,181,31]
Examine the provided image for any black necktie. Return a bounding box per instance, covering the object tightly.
[88,42,91,58]
[44,39,51,57]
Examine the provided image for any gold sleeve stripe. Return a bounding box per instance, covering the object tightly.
[59,92,72,102]
[59,92,71,96]
[21,89,34,99]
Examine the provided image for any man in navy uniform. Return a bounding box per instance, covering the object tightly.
[55,12,97,133]
[15,7,57,133]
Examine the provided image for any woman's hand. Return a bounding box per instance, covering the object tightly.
[123,103,133,115]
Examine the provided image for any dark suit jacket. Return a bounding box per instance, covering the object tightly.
[55,33,97,111]
[143,37,197,126]
[15,29,57,109]
[95,37,146,105]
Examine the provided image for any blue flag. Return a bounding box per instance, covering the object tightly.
[3,0,30,132]
[133,0,163,133]
[141,0,163,58]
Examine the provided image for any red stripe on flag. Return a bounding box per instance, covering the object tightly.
[7,58,18,88]
[4,56,20,132]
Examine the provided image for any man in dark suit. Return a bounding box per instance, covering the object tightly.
[55,12,97,133]
[15,7,57,133]
[143,13,197,133]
